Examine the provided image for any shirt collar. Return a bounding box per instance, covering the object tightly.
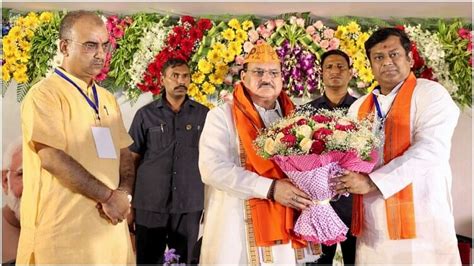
[156,95,195,109]
[253,100,282,117]
[373,80,404,98]
[55,67,96,92]
[321,92,354,108]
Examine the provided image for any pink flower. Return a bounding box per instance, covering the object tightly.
[458,28,471,39]
[274,19,285,28]
[266,20,276,31]
[281,134,297,147]
[313,128,333,140]
[107,15,119,24]
[320,39,329,49]
[261,29,272,39]
[256,39,265,45]
[306,26,316,35]
[323,29,335,39]
[289,16,297,25]
[113,26,124,38]
[296,18,305,28]
[224,75,234,85]
[313,20,324,30]
[243,41,255,53]
[328,38,340,50]
[310,139,326,154]
[95,72,107,81]
[230,65,242,74]
[248,30,259,43]
[312,34,321,43]
[357,81,367,88]
[219,89,233,103]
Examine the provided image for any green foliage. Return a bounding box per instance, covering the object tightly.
[26,12,63,88]
[106,13,166,92]
[438,19,472,108]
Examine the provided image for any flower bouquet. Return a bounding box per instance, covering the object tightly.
[254,109,380,245]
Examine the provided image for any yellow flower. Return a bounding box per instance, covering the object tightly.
[207,49,222,64]
[9,26,22,39]
[18,40,32,52]
[205,102,215,109]
[242,20,254,31]
[211,42,226,54]
[25,29,34,38]
[202,81,216,95]
[367,81,379,92]
[188,83,200,96]
[209,73,223,85]
[235,29,247,43]
[221,28,235,41]
[2,65,11,81]
[13,69,28,83]
[222,49,235,63]
[198,59,213,74]
[228,41,242,55]
[193,91,207,104]
[18,52,30,63]
[39,12,54,23]
[228,18,241,30]
[335,26,347,39]
[347,21,360,34]
[192,72,205,84]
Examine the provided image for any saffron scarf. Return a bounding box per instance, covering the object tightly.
[232,82,306,248]
[353,72,417,240]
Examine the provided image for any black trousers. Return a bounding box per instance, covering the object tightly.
[135,211,202,264]
[315,231,356,265]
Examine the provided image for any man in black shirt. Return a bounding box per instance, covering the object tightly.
[128,58,209,264]
[306,49,357,265]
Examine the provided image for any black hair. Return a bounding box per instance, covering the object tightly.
[364,27,411,61]
[320,49,351,69]
[161,58,189,75]
[59,10,104,40]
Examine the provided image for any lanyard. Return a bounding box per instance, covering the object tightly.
[372,92,388,131]
[55,68,100,120]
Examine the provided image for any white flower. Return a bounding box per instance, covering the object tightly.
[295,124,313,139]
[330,130,348,146]
[274,132,285,145]
[263,138,277,155]
[299,137,313,154]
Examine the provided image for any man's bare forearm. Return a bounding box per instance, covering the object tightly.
[36,143,111,203]
[118,148,136,195]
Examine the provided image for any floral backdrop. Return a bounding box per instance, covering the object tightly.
[1,10,472,108]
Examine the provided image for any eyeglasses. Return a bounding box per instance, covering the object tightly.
[248,69,281,78]
[65,39,112,54]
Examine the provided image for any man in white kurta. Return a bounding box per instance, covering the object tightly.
[337,27,461,265]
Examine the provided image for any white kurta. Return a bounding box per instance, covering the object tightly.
[199,103,309,264]
[348,78,461,265]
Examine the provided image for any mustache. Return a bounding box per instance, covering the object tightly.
[258,82,274,89]
[174,85,187,90]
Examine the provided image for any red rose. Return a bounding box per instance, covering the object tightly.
[395,25,405,31]
[281,125,294,135]
[410,42,425,70]
[197,19,213,31]
[281,134,297,147]
[420,67,434,80]
[310,139,326,154]
[313,128,333,140]
[189,28,203,40]
[173,26,186,37]
[335,123,355,131]
[296,118,307,125]
[312,114,332,123]
[181,16,196,26]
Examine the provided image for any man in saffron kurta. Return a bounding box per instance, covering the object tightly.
[17,11,135,264]
[199,43,319,264]
[336,28,461,264]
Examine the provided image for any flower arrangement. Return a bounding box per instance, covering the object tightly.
[335,21,376,95]
[437,20,472,108]
[137,16,212,95]
[266,16,325,97]
[305,20,340,51]
[188,17,254,108]
[403,24,458,96]
[2,11,54,84]
[255,108,379,160]
[106,13,164,93]
[254,108,380,244]
[126,16,170,100]
[95,15,133,82]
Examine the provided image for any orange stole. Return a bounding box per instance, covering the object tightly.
[353,72,417,240]
[232,83,306,248]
